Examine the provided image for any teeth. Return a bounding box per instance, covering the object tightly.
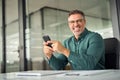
[74,27,80,31]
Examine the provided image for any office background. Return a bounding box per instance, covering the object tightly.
[0,0,120,73]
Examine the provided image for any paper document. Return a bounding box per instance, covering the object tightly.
[57,70,112,77]
[15,72,41,77]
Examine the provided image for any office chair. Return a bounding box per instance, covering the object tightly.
[104,37,119,69]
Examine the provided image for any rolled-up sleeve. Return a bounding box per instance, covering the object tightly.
[48,53,68,70]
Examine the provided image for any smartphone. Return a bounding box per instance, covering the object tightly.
[42,35,52,47]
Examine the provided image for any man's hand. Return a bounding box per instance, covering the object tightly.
[43,42,54,59]
[49,40,70,57]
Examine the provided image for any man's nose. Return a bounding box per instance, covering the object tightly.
[74,21,79,27]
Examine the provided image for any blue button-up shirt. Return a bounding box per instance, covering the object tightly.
[48,28,105,70]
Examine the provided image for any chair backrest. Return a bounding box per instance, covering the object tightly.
[104,38,119,69]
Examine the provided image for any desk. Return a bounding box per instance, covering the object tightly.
[0,70,120,80]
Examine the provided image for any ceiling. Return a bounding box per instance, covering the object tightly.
[0,0,111,26]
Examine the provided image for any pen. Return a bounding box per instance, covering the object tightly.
[65,73,80,76]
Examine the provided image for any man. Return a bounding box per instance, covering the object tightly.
[43,10,105,70]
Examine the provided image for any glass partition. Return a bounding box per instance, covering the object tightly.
[27,0,113,70]
[0,0,2,73]
[43,8,71,42]
[29,11,45,70]
[5,0,19,72]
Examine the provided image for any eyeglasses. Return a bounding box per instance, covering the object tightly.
[68,19,85,24]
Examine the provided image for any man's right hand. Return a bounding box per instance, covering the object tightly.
[43,42,54,59]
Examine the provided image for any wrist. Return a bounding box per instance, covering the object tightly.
[46,53,52,59]
[62,48,70,57]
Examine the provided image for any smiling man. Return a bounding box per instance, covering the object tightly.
[43,10,105,70]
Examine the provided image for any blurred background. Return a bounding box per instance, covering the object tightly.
[0,0,119,73]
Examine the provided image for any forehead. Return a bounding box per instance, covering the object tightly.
[68,14,83,21]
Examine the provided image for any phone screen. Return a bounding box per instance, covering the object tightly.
[42,35,52,47]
